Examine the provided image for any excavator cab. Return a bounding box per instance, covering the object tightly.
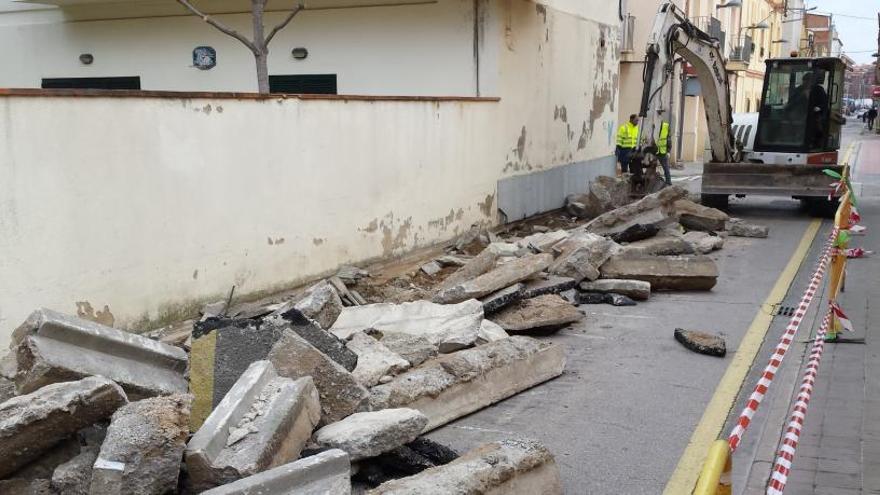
[755,58,845,157]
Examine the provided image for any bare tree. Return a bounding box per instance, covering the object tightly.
[177,0,304,94]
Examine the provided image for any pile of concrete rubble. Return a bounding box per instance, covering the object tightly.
[0,176,769,495]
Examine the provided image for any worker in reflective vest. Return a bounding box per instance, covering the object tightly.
[616,114,640,174]
[656,121,672,186]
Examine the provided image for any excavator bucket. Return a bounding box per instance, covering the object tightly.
[701,162,844,198]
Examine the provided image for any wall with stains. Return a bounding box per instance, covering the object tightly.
[491,0,621,177]
[0,94,498,344]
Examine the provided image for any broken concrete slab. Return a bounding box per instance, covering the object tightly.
[520,276,577,299]
[186,361,321,492]
[486,242,524,257]
[374,333,438,368]
[453,224,492,255]
[11,309,188,399]
[269,330,369,425]
[435,255,469,267]
[0,375,14,403]
[366,438,562,495]
[489,295,583,335]
[330,299,483,354]
[600,255,719,291]
[579,279,651,300]
[346,332,411,388]
[314,408,428,461]
[584,184,688,236]
[267,310,358,372]
[51,443,101,495]
[515,230,570,253]
[618,235,695,256]
[419,261,442,277]
[564,195,591,219]
[438,248,499,290]
[567,176,631,219]
[674,328,727,357]
[674,199,729,232]
[369,336,565,431]
[609,223,662,244]
[291,280,344,330]
[0,376,127,478]
[476,319,509,344]
[0,479,53,495]
[90,394,191,495]
[433,253,553,304]
[479,283,525,314]
[549,233,619,283]
[337,265,370,283]
[200,449,351,495]
[727,219,769,238]
[682,231,725,254]
[575,292,607,304]
[406,437,459,465]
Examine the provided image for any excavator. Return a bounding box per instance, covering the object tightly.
[631,2,846,214]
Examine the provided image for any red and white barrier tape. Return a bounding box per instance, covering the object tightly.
[727,228,839,452]
[766,309,834,495]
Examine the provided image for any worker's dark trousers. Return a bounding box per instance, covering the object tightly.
[616,147,634,173]
[658,154,672,185]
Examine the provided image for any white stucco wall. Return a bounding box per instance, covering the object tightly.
[0,0,478,95]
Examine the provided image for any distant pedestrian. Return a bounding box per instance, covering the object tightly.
[616,114,639,175]
[868,107,877,131]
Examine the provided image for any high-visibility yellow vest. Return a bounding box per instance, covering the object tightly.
[617,122,639,149]
[657,121,670,156]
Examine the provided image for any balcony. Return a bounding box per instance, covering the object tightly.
[727,35,753,71]
[692,16,726,53]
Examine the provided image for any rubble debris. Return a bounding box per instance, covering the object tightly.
[579,279,651,300]
[329,276,362,307]
[584,185,687,236]
[575,292,607,304]
[606,293,637,306]
[268,330,369,425]
[490,295,583,335]
[520,275,577,299]
[11,308,188,399]
[0,376,127,478]
[673,328,727,357]
[0,375,14,403]
[433,253,553,304]
[438,249,499,290]
[331,299,483,354]
[600,255,719,291]
[610,223,662,244]
[575,292,636,306]
[190,318,288,429]
[549,233,618,282]
[435,255,469,267]
[419,261,443,277]
[476,319,510,344]
[186,361,321,492]
[369,337,565,431]
[314,408,429,461]
[144,319,195,350]
[727,218,770,238]
[487,241,524,257]
[337,265,370,283]
[9,435,82,481]
[366,439,562,494]
[267,310,358,372]
[454,224,492,255]
[375,334,438,368]
[350,290,368,306]
[406,437,459,465]
[0,479,53,494]
[201,301,228,321]
[566,176,631,219]
[90,394,191,495]
[51,436,103,495]
[515,230,570,253]
[346,332,411,388]
[290,280,344,330]
[674,199,729,232]
[617,235,695,256]
[357,438,460,487]
[559,288,579,304]
[479,283,525,313]
[682,231,724,254]
[199,449,351,495]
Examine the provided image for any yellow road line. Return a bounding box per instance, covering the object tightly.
[663,218,822,495]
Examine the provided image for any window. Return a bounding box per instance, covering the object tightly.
[268,74,337,94]
[41,76,141,90]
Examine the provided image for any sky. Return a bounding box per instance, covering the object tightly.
[807,0,878,64]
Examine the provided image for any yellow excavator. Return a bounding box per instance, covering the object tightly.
[631,2,846,214]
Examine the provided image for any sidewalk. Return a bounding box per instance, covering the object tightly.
[740,131,880,494]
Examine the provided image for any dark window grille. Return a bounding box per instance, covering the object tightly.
[41,76,141,90]
[268,74,337,94]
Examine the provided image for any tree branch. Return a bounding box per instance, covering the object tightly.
[177,0,259,54]
[264,3,305,46]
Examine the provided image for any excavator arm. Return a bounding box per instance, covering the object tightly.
[638,2,737,164]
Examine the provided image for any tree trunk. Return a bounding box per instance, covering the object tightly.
[254,51,270,94]
[252,0,270,94]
